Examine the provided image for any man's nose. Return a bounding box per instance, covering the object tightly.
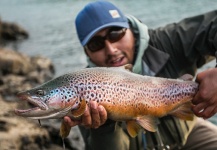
[104,40,117,54]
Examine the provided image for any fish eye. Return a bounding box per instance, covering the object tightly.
[36,90,45,96]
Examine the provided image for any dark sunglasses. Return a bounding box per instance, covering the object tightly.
[85,27,127,52]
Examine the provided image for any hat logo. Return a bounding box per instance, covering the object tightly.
[109,10,120,18]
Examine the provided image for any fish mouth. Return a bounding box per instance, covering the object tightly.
[14,92,50,119]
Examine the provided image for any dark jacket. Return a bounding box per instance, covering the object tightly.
[79,10,217,150]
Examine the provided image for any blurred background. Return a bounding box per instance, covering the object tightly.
[0,0,216,122]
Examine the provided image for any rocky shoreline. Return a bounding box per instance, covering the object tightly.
[0,19,84,150]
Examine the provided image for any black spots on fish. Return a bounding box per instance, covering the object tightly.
[91,93,94,97]
[74,85,78,89]
[171,95,176,100]
[55,89,59,93]
[87,91,90,95]
[79,83,84,86]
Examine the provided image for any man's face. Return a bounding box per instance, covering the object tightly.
[85,27,135,67]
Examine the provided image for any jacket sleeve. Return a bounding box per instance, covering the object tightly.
[146,10,217,148]
[149,10,217,73]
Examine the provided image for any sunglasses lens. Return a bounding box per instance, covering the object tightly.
[87,37,105,52]
[108,28,126,43]
[86,27,126,52]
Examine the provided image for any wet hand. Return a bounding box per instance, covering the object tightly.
[64,101,107,129]
[192,68,217,119]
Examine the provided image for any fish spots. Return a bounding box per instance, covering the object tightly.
[91,93,95,98]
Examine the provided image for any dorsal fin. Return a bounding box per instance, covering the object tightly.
[122,64,133,71]
[179,74,194,81]
[71,99,86,118]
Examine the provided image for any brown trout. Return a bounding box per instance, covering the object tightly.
[15,64,198,138]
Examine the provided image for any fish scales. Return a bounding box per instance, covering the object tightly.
[15,64,198,138]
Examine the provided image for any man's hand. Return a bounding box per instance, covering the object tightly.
[64,101,107,129]
[192,68,217,119]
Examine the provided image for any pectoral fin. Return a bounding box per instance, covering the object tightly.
[71,99,86,118]
[126,120,141,137]
[136,116,159,132]
[60,120,71,138]
[170,102,194,121]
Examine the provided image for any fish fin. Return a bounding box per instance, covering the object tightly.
[136,116,159,132]
[122,64,133,71]
[126,120,141,137]
[179,74,194,81]
[170,102,194,121]
[71,99,86,118]
[60,120,71,138]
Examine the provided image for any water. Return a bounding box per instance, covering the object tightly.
[0,0,216,123]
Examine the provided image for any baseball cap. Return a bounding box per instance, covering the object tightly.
[75,1,129,46]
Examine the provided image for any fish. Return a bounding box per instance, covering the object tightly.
[15,64,198,139]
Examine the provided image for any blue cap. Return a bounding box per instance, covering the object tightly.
[75,1,129,46]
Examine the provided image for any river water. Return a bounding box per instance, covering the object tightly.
[0,0,216,123]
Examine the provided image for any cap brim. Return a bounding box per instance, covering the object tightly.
[81,22,129,46]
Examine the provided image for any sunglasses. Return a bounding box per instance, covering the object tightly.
[85,27,127,52]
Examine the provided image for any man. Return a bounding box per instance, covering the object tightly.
[64,1,217,150]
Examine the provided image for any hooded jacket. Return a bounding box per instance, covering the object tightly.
[79,10,217,150]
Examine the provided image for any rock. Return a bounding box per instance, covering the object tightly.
[0,95,85,150]
[0,48,55,100]
[42,120,85,150]
[0,48,32,75]
[0,96,50,150]
[0,48,85,150]
[0,18,28,42]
